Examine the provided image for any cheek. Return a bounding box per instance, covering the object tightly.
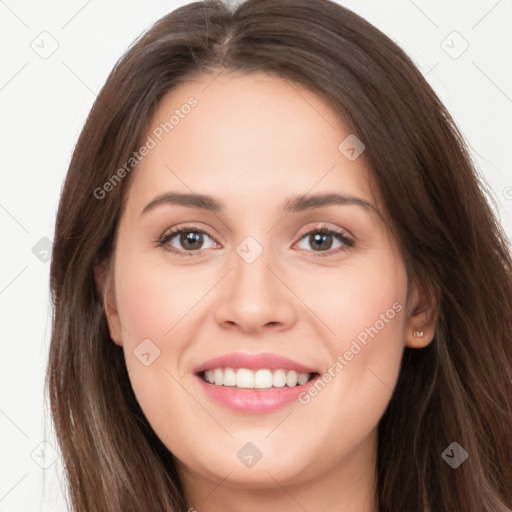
[114,250,210,347]
[299,255,407,429]
[112,259,204,451]
[290,247,407,357]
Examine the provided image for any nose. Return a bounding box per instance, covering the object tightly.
[214,243,298,334]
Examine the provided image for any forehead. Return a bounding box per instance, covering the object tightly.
[125,71,379,216]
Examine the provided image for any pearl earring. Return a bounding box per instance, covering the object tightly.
[413,331,424,338]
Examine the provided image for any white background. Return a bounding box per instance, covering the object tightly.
[1,0,511,510]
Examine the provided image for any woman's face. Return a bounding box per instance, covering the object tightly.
[102,71,429,498]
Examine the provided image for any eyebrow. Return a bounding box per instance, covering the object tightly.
[141,191,377,216]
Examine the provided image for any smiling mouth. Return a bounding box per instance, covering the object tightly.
[198,368,319,390]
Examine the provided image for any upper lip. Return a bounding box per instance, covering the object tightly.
[193,352,319,374]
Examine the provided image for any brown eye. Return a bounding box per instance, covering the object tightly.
[178,231,204,250]
[306,232,336,251]
[159,226,219,255]
[295,225,355,255]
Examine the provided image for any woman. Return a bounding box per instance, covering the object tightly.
[47,0,512,510]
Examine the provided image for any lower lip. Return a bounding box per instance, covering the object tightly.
[194,374,320,414]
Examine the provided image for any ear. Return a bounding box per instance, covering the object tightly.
[94,259,123,346]
[404,278,440,348]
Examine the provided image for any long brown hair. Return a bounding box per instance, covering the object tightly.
[47,0,512,510]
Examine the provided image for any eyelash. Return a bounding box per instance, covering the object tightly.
[155,223,355,258]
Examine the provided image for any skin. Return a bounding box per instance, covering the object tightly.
[97,71,438,512]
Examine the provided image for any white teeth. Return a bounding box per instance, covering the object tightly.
[254,369,273,389]
[236,368,254,388]
[297,373,309,385]
[286,370,298,387]
[214,368,223,386]
[223,368,237,386]
[272,369,287,388]
[201,368,313,389]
